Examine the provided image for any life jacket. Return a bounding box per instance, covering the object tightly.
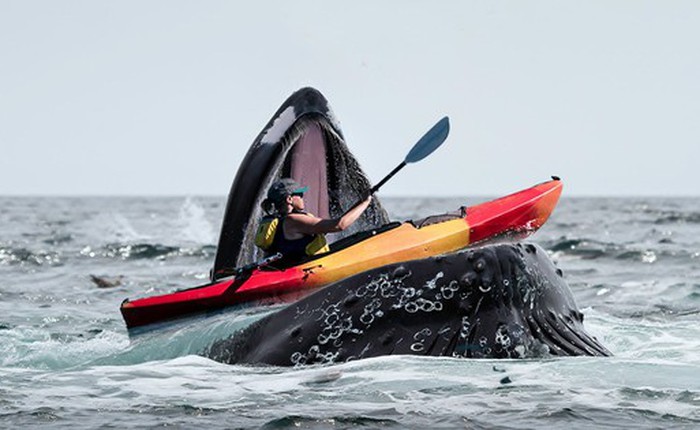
[254,212,329,259]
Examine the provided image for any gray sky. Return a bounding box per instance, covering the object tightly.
[1,1,698,197]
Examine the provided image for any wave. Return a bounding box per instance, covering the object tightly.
[81,243,217,261]
[0,246,62,266]
[0,326,129,369]
[639,208,700,225]
[2,353,699,429]
[547,238,610,260]
[103,243,180,259]
[0,242,216,265]
[623,303,700,321]
[96,306,275,366]
[42,233,74,246]
[543,236,695,264]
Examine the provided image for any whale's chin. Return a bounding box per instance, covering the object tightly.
[203,243,612,366]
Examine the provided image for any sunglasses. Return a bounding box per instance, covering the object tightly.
[291,192,304,198]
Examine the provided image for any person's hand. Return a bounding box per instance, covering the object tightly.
[360,189,373,202]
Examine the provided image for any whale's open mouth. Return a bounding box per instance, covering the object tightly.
[212,88,390,280]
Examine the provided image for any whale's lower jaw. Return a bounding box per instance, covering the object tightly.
[203,243,612,366]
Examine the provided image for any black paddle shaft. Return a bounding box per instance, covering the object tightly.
[370,162,406,195]
[341,161,405,216]
[344,116,449,214]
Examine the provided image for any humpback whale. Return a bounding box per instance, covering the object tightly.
[202,243,611,366]
[212,87,390,279]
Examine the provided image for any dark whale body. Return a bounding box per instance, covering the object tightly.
[202,243,611,366]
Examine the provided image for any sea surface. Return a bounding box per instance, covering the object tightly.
[1,194,699,429]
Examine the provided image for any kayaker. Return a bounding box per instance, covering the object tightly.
[255,178,372,265]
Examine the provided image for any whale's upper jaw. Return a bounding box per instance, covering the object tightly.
[212,88,389,279]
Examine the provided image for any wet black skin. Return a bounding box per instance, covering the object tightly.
[202,243,611,366]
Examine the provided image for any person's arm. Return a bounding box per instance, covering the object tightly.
[286,196,372,235]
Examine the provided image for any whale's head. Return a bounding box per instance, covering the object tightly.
[203,243,612,365]
[212,88,390,279]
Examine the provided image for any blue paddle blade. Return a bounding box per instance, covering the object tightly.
[404,116,450,164]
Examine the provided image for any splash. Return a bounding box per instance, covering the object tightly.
[177,197,215,245]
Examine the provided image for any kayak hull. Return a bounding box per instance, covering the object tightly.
[120,179,563,330]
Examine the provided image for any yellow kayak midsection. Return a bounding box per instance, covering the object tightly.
[299,219,470,284]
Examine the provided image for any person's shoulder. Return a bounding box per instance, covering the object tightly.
[287,212,317,222]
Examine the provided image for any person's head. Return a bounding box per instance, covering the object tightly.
[262,178,307,214]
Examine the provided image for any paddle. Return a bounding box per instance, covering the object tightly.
[214,252,282,280]
[370,116,450,195]
[344,116,450,214]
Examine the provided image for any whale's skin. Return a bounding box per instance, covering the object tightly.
[212,87,390,279]
[202,243,611,366]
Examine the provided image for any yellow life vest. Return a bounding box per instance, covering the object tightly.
[254,214,329,256]
[254,216,279,250]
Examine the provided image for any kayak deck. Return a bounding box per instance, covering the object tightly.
[121,178,563,329]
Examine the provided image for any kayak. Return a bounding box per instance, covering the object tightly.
[120,178,563,330]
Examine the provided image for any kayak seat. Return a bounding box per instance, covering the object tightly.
[410,206,467,229]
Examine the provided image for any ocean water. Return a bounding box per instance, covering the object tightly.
[1,195,699,429]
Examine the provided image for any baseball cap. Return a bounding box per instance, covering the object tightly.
[267,178,308,203]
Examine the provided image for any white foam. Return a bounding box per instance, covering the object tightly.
[260,106,296,145]
[100,212,150,243]
[177,197,215,245]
